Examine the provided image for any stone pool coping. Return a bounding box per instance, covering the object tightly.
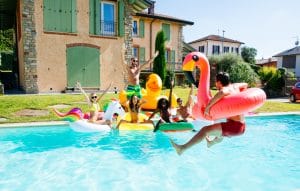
[0,112,299,128]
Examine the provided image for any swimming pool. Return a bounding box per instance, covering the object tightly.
[0,114,299,191]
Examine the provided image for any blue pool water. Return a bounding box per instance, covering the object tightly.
[0,115,299,191]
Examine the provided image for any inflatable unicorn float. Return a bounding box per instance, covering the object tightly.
[54,100,125,132]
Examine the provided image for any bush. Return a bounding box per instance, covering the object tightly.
[209,54,259,87]
[257,66,285,96]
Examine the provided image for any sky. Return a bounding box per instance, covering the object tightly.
[154,0,300,59]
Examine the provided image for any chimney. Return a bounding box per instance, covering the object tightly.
[148,1,155,15]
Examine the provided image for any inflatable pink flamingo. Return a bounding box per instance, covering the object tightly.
[183,52,266,121]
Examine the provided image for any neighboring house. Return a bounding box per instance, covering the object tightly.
[256,58,277,68]
[0,0,193,93]
[273,46,300,77]
[132,6,193,84]
[188,35,244,57]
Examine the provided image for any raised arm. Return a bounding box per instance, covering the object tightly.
[204,90,226,116]
[185,84,194,107]
[139,51,159,71]
[148,110,158,120]
[168,77,174,109]
[76,82,91,105]
[96,82,113,102]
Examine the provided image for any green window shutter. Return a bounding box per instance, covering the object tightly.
[61,0,68,32]
[71,0,77,32]
[118,0,125,37]
[162,23,170,41]
[139,19,144,38]
[139,47,145,63]
[89,0,95,34]
[171,50,175,63]
[43,0,51,31]
[96,0,101,35]
[89,0,101,35]
[54,0,61,31]
[43,0,76,33]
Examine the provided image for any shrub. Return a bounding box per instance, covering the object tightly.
[209,54,259,87]
[257,66,285,96]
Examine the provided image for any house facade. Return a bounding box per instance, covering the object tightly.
[188,35,244,57]
[131,10,194,85]
[1,0,192,93]
[256,58,277,68]
[273,46,300,77]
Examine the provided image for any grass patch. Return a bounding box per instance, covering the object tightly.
[0,87,299,124]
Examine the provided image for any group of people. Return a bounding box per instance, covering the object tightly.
[59,45,248,155]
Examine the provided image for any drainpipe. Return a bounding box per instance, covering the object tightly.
[149,18,156,70]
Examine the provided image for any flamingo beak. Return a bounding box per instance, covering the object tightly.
[182,59,195,71]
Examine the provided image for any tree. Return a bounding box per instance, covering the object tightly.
[241,46,257,65]
[0,29,14,51]
[153,30,167,84]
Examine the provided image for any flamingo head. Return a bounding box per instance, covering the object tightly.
[182,52,209,87]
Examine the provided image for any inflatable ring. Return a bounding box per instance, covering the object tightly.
[157,122,194,132]
[183,52,266,121]
[117,113,154,130]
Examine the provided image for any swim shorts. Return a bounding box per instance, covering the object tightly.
[221,120,245,137]
[126,84,142,99]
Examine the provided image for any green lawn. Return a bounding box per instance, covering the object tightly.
[0,87,299,124]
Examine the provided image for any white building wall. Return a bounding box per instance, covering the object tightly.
[189,40,242,57]
[276,57,283,68]
[296,55,300,77]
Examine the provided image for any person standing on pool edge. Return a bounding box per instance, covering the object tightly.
[170,72,248,155]
[121,44,159,99]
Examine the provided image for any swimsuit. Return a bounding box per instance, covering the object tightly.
[221,119,245,137]
[126,84,142,99]
[90,103,100,112]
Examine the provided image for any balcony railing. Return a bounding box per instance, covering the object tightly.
[100,21,118,37]
[140,61,183,72]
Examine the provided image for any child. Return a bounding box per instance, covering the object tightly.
[148,78,175,132]
[116,94,152,128]
[76,82,112,124]
[170,72,247,155]
[176,84,194,121]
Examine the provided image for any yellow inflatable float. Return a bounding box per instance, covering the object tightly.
[117,113,154,130]
[119,73,178,110]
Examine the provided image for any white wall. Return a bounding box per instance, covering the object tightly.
[296,55,300,77]
[189,40,242,57]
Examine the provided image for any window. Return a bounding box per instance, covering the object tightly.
[282,55,296,69]
[101,2,116,36]
[212,45,220,55]
[223,46,230,53]
[198,46,205,53]
[235,47,239,54]
[89,0,124,37]
[43,0,77,33]
[133,47,139,58]
[165,49,176,70]
[132,47,145,64]
[132,19,144,38]
[162,23,170,41]
[132,20,138,36]
[231,47,234,52]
